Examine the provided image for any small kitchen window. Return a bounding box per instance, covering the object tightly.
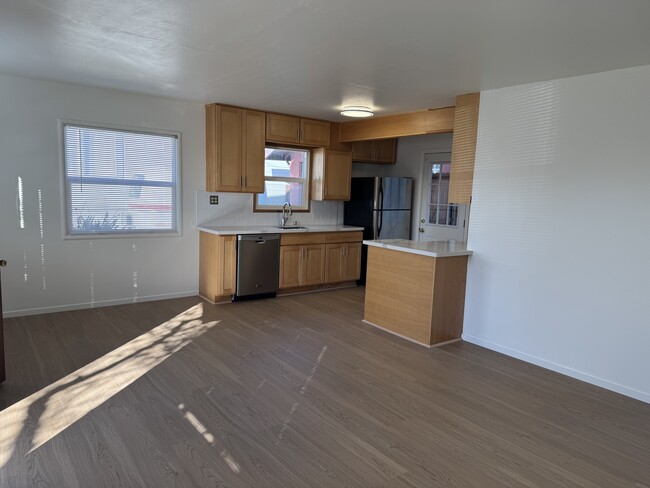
[62,122,180,237]
[254,146,310,211]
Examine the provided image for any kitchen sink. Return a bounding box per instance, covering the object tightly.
[276,226,309,230]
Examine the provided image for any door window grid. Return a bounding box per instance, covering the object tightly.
[428,163,458,226]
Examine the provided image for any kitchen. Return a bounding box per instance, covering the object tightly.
[196,101,476,347]
[1,1,650,486]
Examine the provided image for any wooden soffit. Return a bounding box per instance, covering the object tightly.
[338,106,455,142]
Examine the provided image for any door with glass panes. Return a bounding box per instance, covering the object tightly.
[417,152,469,242]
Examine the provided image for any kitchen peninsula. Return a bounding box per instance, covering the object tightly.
[363,239,472,347]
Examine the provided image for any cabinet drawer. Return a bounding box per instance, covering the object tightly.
[280,231,362,246]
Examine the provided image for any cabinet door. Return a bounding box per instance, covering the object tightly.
[324,243,344,283]
[302,244,325,285]
[375,139,397,164]
[242,109,265,193]
[323,150,352,200]
[199,232,237,301]
[301,119,330,147]
[343,242,362,281]
[266,113,300,144]
[279,246,302,289]
[220,235,237,295]
[351,141,374,162]
[215,105,243,192]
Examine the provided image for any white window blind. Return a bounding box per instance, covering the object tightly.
[63,123,179,236]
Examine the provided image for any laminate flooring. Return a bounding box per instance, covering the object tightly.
[1,288,649,487]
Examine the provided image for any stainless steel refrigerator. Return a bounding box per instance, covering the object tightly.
[344,176,413,283]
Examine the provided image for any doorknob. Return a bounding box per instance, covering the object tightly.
[420,219,425,223]
[0,260,6,267]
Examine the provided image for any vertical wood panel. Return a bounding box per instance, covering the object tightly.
[448,93,480,204]
[430,256,468,344]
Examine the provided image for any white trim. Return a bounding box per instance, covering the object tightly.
[2,290,199,318]
[58,118,183,239]
[255,146,311,211]
[462,333,650,405]
[362,319,463,348]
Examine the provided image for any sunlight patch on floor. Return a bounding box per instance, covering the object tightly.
[0,303,218,468]
[177,403,241,474]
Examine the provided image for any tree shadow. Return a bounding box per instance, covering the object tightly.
[0,302,219,486]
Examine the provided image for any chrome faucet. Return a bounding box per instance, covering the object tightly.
[281,202,293,227]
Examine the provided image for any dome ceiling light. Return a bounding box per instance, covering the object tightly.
[340,106,374,118]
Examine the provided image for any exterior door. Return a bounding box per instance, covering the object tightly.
[417,153,469,242]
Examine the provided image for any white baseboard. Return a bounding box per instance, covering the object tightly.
[3,290,199,318]
[462,333,650,405]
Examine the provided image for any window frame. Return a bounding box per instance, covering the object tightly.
[253,145,311,212]
[59,119,182,239]
[427,162,459,227]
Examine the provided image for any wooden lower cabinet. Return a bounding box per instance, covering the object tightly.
[279,244,325,288]
[325,242,361,283]
[199,232,237,302]
[199,231,362,299]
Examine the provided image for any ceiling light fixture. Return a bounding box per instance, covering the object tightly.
[340,106,374,118]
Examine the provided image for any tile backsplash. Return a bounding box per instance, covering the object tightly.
[196,191,343,227]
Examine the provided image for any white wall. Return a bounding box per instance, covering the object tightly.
[463,64,650,403]
[0,74,205,317]
[196,191,342,227]
[351,133,453,238]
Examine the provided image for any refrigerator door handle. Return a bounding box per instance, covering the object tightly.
[377,210,383,237]
[372,211,379,239]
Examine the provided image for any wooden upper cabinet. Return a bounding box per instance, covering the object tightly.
[241,109,265,192]
[311,148,352,201]
[266,113,300,144]
[206,104,265,193]
[351,139,396,164]
[448,93,480,204]
[266,113,331,147]
[300,118,330,147]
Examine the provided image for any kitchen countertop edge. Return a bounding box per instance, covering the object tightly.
[363,239,473,258]
[197,224,364,236]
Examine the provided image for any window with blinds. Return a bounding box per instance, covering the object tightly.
[62,123,180,237]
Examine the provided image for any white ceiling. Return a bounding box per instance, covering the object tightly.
[2,0,650,120]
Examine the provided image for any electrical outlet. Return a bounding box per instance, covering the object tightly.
[209,195,219,205]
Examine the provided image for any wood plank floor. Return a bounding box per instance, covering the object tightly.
[1,288,649,487]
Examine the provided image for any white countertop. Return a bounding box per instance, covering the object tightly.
[197,224,364,236]
[363,239,473,258]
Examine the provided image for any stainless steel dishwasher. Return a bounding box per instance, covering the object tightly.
[235,234,280,301]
